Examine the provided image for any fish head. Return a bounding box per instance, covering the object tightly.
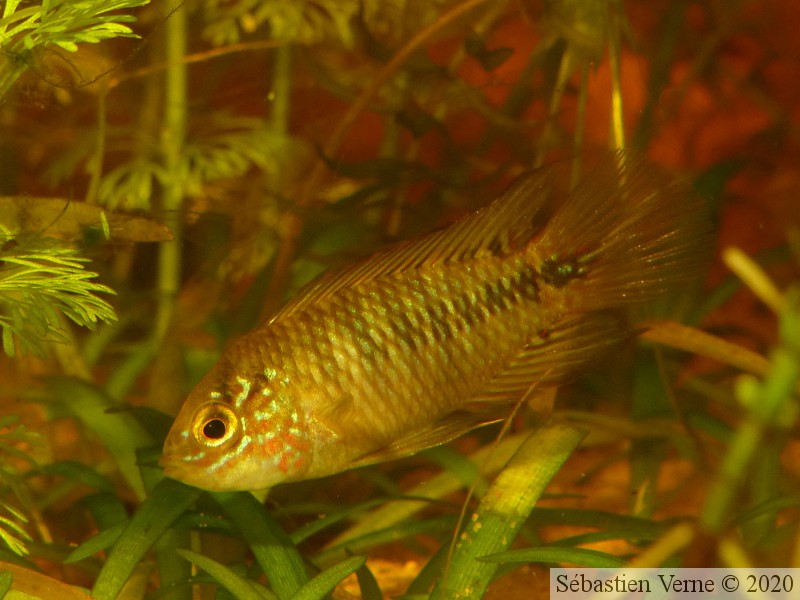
[160,365,312,491]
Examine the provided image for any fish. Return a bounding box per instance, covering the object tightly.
[160,153,713,491]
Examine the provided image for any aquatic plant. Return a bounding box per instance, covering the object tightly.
[1,1,799,599]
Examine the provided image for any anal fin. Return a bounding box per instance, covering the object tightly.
[350,410,501,468]
[471,312,628,405]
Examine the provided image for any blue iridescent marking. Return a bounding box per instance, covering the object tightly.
[209,450,236,470]
[237,434,252,453]
[234,376,251,408]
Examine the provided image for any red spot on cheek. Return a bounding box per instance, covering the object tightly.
[264,427,309,474]
[279,439,309,474]
[284,432,310,453]
[278,452,291,473]
[277,452,306,474]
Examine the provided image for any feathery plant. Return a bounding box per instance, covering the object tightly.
[0,415,38,557]
[0,0,140,579]
[0,0,140,353]
[0,233,116,357]
[0,0,149,98]
[1,1,799,599]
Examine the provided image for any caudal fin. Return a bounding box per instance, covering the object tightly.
[534,152,714,311]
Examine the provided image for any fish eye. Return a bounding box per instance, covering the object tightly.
[203,418,227,439]
[192,402,239,448]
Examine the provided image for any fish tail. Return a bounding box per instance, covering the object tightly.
[533,153,714,311]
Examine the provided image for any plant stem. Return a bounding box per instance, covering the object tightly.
[154,0,188,344]
[254,44,292,324]
[152,4,190,597]
[85,87,108,205]
[269,45,292,135]
[570,64,589,188]
[608,0,626,150]
[535,46,573,167]
[701,292,800,534]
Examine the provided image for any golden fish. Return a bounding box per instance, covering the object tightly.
[160,154,712,491]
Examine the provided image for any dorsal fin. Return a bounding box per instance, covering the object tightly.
[269,167,563,323]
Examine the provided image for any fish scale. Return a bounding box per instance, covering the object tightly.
[250,257,552,461]
[161,154,713,491]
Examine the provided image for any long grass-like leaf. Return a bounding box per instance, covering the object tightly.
[42,460,116,493]
[431,422,585,600]
[316,515,456,567]
[176,549,274,600]
[213,492,308,600]
[479,546,627,568]
[64,523,124,563]
[355,562,383,600]
[328,432,530,548]
[47,377,151,500]
[289,499,386,545]
[290,556,366,600]
[91,478,201,600]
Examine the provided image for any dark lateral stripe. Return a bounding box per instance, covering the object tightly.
[424,301,453,342]
[511,265,540,301]
[440,264,540,332]
[391,307,419,350]
[377,264,541,350]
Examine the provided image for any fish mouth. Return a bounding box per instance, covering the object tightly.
[158,450,190,481]
[158,456,180,478]
[158,449,227,491]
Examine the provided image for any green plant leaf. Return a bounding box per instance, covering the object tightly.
[41,461,116,493]
[288,498,386,545]
[290,556,366,600]
[46,377,151,499]
[0,235,116,357]
[354,562,382,600]
[176,549,275,600]
[0,0,147,51]
[213,492,308,600]
[431,422,586,600]
[64,522,125,564]
[315,515,456,568]
[329,432,530,548]
[479,546,627,568]
[0,416,37,557]
[91,478,201,600]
